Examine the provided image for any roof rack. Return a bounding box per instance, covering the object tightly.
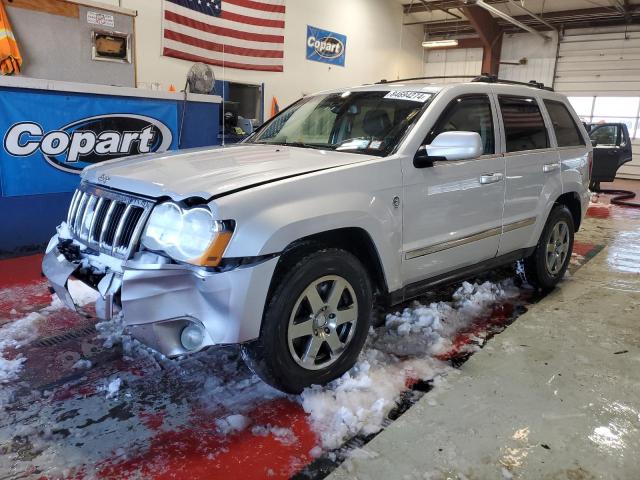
[472,74,554,91]
[375,74,554,91]
[376,75,478,84]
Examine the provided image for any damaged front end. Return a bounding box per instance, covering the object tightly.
[42,182,278,358]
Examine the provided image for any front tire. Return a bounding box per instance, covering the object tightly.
[524,205,575,290]
[242,248,372,394]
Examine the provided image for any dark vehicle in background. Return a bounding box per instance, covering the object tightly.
[586,122,633,190]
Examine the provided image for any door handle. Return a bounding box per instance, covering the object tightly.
[479,173,504,185]
[543,163,560,173]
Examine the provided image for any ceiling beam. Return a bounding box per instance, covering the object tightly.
[469,0,550,40]
[460,3,503,75]
[404,0,505,14]
[417,6,639,33]
[505,0,558,32]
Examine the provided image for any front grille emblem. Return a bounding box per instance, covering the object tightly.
[98,174,110,184]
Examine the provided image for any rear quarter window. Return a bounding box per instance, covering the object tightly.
[544,100,585,147]
[498,96,549,152]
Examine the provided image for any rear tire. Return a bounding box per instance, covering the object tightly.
[242,248,372,394]
[524,205,575,290]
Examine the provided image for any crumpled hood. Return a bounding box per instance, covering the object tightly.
[82,144,375,200]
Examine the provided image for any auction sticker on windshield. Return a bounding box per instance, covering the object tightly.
[384,91,432,102]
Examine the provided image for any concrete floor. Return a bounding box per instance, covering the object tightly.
[329,185,640,480]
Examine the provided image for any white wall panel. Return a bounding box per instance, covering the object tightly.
[423,48,482,82]
[499,32,558,88]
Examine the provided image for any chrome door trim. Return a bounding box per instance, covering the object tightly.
[503,216,537,233]
[405,226,502,260]
[404,216,537,260]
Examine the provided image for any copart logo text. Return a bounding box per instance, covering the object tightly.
[307,35,344,59]
[3,114,172,174]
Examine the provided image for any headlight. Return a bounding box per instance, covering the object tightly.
[141,201,234,267]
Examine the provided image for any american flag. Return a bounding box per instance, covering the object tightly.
[162,0,285,72]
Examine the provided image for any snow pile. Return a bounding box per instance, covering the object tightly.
[216,414,250,434]
[104,378,122,399]
[301,352,450,449]
[0,311,43,384]
[56,221,73,240]
[302,280,519,449]
[72,359,92,370]
[377,280,519,356]
[95,312,133,352]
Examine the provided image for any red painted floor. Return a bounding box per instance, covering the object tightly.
[0,221,605,479]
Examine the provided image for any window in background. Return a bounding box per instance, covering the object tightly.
[569,96,640,140]
[593,97,640,117]
[568,97,595,119]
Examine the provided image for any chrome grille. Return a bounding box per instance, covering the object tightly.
[66,183,154,259]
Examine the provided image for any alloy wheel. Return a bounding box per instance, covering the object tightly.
[287,275,359,370]
[545,220,570,275]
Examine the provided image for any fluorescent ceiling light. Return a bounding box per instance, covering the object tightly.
[422,39,459,48]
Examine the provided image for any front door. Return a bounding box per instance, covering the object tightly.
[402,94,506,287]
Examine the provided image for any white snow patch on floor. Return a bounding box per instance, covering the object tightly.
[0,289,93,386]
[0,311,44,384]
[301,280,520,450]
[72,359,92,370]
[251,424,298,445]
[104,378,122,399]
[216,414,250,434]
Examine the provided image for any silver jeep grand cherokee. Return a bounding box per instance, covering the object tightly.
[43,77,591,393]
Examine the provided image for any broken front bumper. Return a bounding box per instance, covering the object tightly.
[42,237,279,357]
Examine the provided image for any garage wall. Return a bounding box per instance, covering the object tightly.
[423,47,482,81]
[499,32,558,88]
[555,26,640,179]
[96,0,425,117]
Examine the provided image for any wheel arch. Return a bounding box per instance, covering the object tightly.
[554,191,582,231]
[268,227,389,302]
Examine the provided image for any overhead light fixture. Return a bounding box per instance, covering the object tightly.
[422,39,459,48]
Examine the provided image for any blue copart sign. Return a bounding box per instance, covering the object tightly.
[0,89,177,196]
[306,25,347,67]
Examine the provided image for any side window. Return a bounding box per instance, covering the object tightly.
[498,96,549,152]
[424,95,495,155]
[590,125,619,146]
[544,100,585,147]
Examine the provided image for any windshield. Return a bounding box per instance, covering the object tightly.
[247,90,434,156]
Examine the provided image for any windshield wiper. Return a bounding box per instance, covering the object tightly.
[254,141,334,150]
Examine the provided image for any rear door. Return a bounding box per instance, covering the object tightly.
[496,94,560,256]
[587,123,632,184]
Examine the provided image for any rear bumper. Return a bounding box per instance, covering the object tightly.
[42,237,278,357]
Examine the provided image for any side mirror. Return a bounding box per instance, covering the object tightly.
[591,139,598,148]
[425,131,483,161]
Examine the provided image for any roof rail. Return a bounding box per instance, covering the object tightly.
[472,74,554,91]
[376,75,478,85]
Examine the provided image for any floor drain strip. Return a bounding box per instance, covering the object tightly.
[32,325,96,347]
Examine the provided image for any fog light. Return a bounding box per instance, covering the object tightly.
[180,324,204,351]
